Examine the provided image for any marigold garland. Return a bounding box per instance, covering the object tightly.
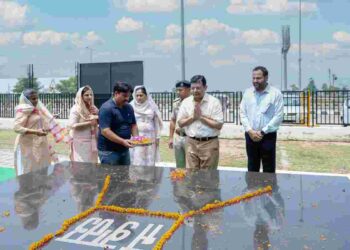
[170,169,186,181]
[28,233,54,250]
[95,175,111,206]
[29,174,272,250]
[98,205,181,220]
[153,216,185,250]
[54,206,98,237]
[187,185,273,216]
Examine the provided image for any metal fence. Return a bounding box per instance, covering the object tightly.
[1,91,350,126]
[314,91,350,125]
[0,93,20,118]
[282,91,308,125]
[0,93,75,119]
[150,91,243,123]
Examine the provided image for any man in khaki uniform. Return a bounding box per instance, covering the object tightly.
[168,81,191,168]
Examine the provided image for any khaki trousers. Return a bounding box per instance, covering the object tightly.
[186,137,219,169]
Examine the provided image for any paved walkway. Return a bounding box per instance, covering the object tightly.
[0,149,69,168]
[2,118,350,141]
[1,149,349,180]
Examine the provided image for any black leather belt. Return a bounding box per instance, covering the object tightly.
[189,136,218,141]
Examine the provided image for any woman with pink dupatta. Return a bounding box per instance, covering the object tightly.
[68,85,99,163]
[14,89,57,176]
[130,85,163,166]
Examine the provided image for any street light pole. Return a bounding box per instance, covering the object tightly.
[180,0,186,81]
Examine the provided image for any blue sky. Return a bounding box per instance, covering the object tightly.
[0,0,350,92]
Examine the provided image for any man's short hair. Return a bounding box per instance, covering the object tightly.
[113,81,132,94]
[253,66,269,77]
[190,75,207,86]
[175,80,191,88]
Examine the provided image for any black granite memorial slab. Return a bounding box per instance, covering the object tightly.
[0,162,349,249]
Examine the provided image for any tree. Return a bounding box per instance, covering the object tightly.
[290,84,299,91]
[321,83,329,91]
[12,78,42,93]
[329,85,340,91]
[55,76,77,93]
[304,78,318,92]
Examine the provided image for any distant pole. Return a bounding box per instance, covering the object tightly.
[282,25,290,91]
[328,68,332,87]
[280,54,283,90]
[283,53,288,90]
[298,0,302,90]
[180,0,186,80]
[27,64,34,89]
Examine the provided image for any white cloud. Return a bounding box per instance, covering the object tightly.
[21,30,103,47]
[126,0,177,12]
[165,20,235,48]
[333,31,350,43]
[139,38,180,54]
[210,53,257,68]
[0,1,27,26]
[85,31,103,43]
[207,44,224,55]
[210,59,234,68]
[0,32,21,45]
[165,23,200,47]
[186,37,200,47]
[165,24,181,38]
[150,38,180,52]
[115,17,143,33]
[237,29,279,45]
[71,31,104,48]
[233,54,257,63]
[290,43,338,57]
[251,47,280,55]
[22,30,69,46]
[227,0,317,14]
[186,19,238,39]
[186,0,199,6]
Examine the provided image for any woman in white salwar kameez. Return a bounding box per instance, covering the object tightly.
[130,86,163,166]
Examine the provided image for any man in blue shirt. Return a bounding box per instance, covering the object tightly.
[240,66,284,173]
[98,82,138,165]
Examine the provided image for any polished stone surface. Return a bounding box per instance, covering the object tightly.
[0,162,349,249]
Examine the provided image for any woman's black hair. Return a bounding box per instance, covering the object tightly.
[135,86,147,96]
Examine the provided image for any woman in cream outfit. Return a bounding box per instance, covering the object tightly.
[68,85,99,163]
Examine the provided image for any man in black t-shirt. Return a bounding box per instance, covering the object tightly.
[98,82,138,165]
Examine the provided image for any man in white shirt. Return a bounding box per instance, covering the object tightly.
[240,66,284,173]
[177,75,224,169]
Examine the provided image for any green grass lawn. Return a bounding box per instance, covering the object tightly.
[280,141,350,173]
[1,129,349,174]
